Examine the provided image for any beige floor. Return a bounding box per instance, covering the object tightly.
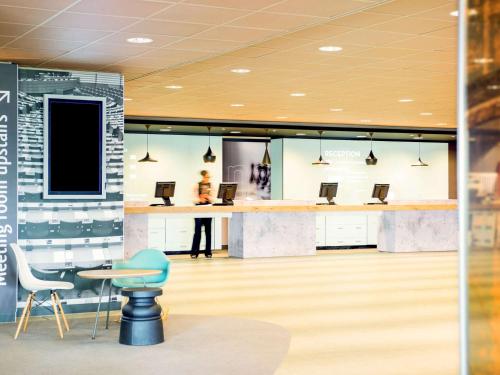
[163,250,459,375]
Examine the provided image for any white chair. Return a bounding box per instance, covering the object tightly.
[10,243,74,339]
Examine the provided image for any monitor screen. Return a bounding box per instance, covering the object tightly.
[155,181,176,198]
[43,95,106,199]
[372,184,390,200]
[217,183,238,200]
[319,182,338,198]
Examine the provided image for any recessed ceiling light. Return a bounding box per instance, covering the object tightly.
[165,85,183,89]
[296,133,306,136]
[474,57,493,64]
[409,134,415,137]
[272,129,277,132]
[124,98,132,101]
[230,103,244,107]
[160,129,171,132]
[360,119,372,123]
[127,37,153,44]
[330,108,343,112]
[290,92,306,97]
[451,135,456,138]
[468,8,478,16]
[319,46,343,52]
[230,131,241,134]
[222,128,226,131]
[167,126,172,129]
[413,134,424,140]
[230,68,251,74]
[356,135,367,138]
[450,10,459,17]
[487,84,500,90]
[420,112,433,116]
[398,98,414,103]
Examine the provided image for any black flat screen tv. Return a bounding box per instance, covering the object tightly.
[43,95,106,199]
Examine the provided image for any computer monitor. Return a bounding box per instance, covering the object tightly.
[153,181,175,206]
[215,183,238,206]
[318,182,338,205]
[371,183,390,204]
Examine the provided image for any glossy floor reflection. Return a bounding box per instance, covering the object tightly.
[164,251,459,375]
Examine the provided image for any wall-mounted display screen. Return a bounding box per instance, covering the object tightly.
[43,95,106,199]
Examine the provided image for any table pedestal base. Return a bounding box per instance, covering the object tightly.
[119,288,164,346]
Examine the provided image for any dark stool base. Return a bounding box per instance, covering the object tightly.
[119,318,164,346]
[119,287,164,346]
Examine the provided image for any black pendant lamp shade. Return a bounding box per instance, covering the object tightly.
[312,130,330,165]
[203,126,216,163]
[138,124,158,162]
[261,130,271,166]
[411,135,429,167]
[365,132,378,165]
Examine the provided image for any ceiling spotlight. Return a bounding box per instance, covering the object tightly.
[290,92,306,97]
[450,10,459,16]
[487,84,500,90]
[356,135,367,138]
[413,134,424,140]
[474,57,494,64]
[420,112,433,116]
[330,108,343,112]
[124,97,133,101]
[127,37,153,44]
[230,131,241,134]
[230,103,245,107]
[398,98,414,103]
[319,46,343,52]
[296,133,306,136]
[230,68,251,74]
[203,126,216,163]
[365,132,378,166]
[165,85,183,89]
[160,128,171,132]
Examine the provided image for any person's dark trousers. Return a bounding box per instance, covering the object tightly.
[191,218,212,256]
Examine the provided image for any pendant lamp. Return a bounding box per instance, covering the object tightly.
[411,135,429,167]
[203,126,216,163]
[312,130,330,165]
[138,124,157,162]
[365,132,378,165]
[261,130,271,166]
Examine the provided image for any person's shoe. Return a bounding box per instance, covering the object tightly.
[205,253,212,258]
[190,254,198,259]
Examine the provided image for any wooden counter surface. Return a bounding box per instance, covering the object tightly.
[125,203,457,214]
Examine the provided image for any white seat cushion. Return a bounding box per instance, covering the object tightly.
[31,280,74,292]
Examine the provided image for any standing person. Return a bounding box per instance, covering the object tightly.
[190,170,213,259]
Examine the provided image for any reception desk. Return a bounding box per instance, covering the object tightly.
[125,201,457,258]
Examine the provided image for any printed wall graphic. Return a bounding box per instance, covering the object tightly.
[17,68,124,314]
[223,140,271,200]
[0,63,18,323]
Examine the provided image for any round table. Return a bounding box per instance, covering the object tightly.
[77,269,161,339]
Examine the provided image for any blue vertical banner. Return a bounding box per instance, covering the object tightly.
[0,63,18,323]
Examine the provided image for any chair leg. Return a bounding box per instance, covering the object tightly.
[14,293,33,340]
[50,292,64,339]
[23,292,34,332]
[54,292,69,332]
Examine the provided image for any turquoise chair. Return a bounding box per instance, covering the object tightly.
[112,249,170,289]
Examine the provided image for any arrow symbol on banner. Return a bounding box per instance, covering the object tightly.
[0,91,10,103]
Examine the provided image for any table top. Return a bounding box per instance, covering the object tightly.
[77,269,162,280]
[125,203,457,214]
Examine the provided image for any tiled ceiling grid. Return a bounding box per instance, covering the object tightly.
[0,0,459,128]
